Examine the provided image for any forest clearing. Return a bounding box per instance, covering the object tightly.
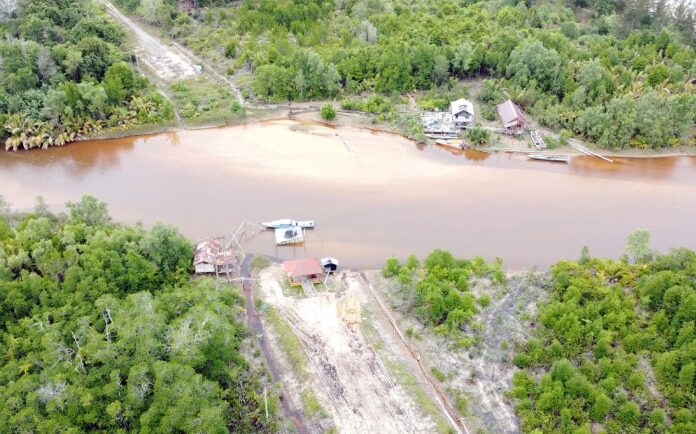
[254,265,443,433]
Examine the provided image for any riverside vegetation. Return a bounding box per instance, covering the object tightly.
[382,236,696,434]
[0,196,276,432]
[113,0,695,150]
[0,0,174,150]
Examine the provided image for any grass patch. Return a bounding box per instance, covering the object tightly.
[169,77,245,122]
[250,255,270,272]
[264,307,309,379]
[382,357,451,434]
[431,366,446,382]
[300,390,326,418]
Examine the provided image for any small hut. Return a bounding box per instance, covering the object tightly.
[497,99,525,132]
[193,239,236,275]
[282,258,324,286]
[193,239,220,274]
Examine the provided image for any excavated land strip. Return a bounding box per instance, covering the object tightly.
[257,266,440,433]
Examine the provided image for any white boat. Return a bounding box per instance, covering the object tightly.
[274,227,305,245]
[262,219,315,229]
[321,257,339,273]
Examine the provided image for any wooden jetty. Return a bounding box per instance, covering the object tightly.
[568,139,614,163]
[530,129,546,150]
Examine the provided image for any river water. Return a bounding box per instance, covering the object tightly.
[1,119,695,269]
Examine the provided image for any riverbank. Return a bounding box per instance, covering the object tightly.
[83,105,696,160]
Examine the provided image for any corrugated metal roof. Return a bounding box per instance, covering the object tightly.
[450,98,473,116]
[194,238,236,269]
[496,99,525,128]
[282,258,324,278]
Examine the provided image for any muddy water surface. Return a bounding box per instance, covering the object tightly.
[1,119,695,269]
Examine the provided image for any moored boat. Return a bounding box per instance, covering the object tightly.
[435,139,468,150]
[528,154,570,163]
[261,219,315,229]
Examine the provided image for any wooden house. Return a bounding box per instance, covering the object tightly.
[282,258,324,286]
[193,239,236,275]
[497,99,525,132]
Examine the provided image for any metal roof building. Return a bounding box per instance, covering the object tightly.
[497,99,525,130]
[282,258,324,286]
[450,98,475,128]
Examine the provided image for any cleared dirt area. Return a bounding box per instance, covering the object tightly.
[97,0,197,81]
[368,271,549,434]
[257,266,441,434]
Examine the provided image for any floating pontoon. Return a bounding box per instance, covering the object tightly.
[274,227,305,245]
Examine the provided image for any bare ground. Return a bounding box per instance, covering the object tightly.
[97,0,197,81]
[368,270,550,434]
[257,265,442,434]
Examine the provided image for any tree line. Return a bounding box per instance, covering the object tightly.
[118,0,695,150]
[0,196,276,432]
[0,0,173,151]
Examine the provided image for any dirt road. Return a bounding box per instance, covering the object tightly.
[241,255,307,433]
[97,0,244,105]
[259,267,439,433]
[97,0,196,80]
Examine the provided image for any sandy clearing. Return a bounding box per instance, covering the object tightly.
[97,0,197,81]
[369,271,549,434]
[258,266,437,434]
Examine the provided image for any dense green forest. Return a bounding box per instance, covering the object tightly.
[512,244,696,433]
[0,0,173,151]
[0,197,275,432]
[115,0,695,149]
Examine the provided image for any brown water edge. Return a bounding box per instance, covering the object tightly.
[1,119,696,270]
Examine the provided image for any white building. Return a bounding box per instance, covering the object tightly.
[450,98,475,129]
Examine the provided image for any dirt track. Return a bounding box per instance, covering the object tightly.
[97,0,197,80]
[258,267,438,434]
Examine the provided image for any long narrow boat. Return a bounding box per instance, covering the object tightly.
[528,154,570,163]
[435,139,467,150]
[261,219,315,229]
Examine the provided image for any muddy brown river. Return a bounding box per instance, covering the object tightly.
[1,119,695,269]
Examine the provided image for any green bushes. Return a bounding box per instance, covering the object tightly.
[320,103,336,120]
[467,125,491,146]
[382,250,503,334]
[512,246,696,433]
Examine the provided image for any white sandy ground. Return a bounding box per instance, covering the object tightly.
[258,266,437,434]
[97,0,197,80]
[367,271,550,434]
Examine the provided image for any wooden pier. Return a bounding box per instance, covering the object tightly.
[569,139,614,163]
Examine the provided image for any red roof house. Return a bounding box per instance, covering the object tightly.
[282,258,324,285]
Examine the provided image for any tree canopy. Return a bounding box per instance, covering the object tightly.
[512,244,696,433]
[0,196,276,433]
[118,0,696,149]
[0,0,173,150]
